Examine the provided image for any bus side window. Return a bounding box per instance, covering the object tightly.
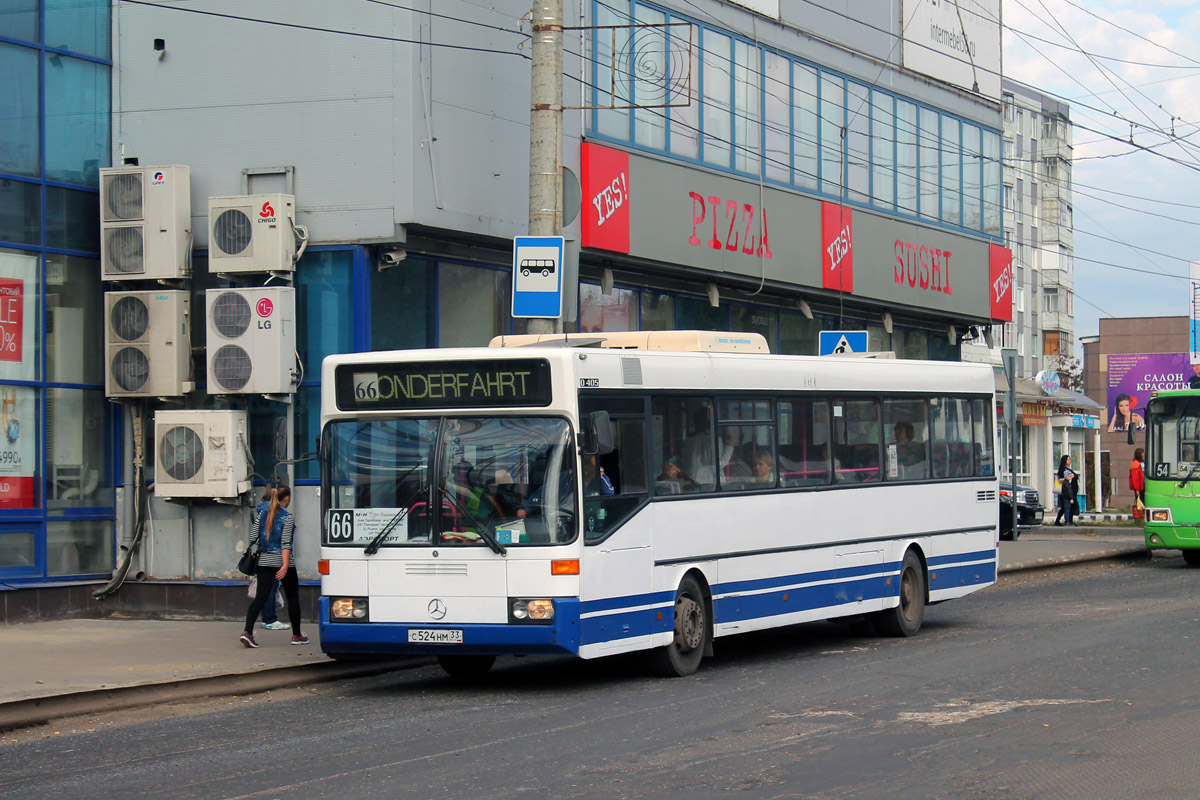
[654,396,713,495]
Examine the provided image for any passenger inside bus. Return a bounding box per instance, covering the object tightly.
[655,455,698,494]
[749,449,775,484]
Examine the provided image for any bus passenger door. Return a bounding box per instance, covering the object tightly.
[579,400,655,656]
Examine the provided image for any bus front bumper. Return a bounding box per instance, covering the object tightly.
[318,596,581,657]
[1144,517,1200,550]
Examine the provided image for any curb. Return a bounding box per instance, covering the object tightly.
[1076,513,1135,523]
[998,545,1149,575]
[0,656,433,734]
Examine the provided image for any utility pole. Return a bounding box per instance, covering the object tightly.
[1002,348,1018,491]
[526,0,564,335]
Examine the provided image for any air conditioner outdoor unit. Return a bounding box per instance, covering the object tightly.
[208,194,296,273]
[205,286,296,394]
[100,165,191,280]
[105,290,193,398]
[154,409,250,499]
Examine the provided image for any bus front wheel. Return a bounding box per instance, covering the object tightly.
[648,575,709,677]
[1183,550,1200,567]
[875,550,926,637]
[437,654,496,679]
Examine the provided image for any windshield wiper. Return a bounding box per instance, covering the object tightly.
[364,461,426,555]
[364,507,410,556]
[1179,459,1200,489]
[438,484,507,556]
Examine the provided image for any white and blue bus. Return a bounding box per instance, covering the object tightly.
[318,331,999,677]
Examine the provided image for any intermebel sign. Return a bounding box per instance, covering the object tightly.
[579,142,1011,323]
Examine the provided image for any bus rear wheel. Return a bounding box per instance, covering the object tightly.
[874,550,926,637]
[1183,550,1200,567]
[437,654,496,679]
[649,575,709,677]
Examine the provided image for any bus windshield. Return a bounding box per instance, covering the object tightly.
[324,416,577,547]
[1148,396,1200,479]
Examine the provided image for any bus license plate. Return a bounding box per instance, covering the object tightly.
[408,628,463,644]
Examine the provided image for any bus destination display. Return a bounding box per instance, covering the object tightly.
[335,359,552,410]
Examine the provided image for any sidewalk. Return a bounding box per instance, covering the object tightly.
[0,528,1150,732]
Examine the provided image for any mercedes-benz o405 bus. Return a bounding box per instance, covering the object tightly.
[318,331,999,677]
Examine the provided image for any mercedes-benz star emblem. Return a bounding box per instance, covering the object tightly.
[427,599,447,620]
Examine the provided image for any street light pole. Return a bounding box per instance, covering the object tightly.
[526,0,564,335]
[1002,348,1018,491]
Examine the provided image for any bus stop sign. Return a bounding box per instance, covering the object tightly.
[512,236,564,319]
[819,330,868,356]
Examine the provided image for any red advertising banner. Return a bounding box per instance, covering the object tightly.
[580,142,631,254]
[988,244,1013,322]
[821,202,853,293]
[0,278,24,363]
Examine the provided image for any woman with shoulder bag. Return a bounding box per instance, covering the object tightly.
[1130,448,1146,519]
[240,486,309,648]
[1054,455,1078,527]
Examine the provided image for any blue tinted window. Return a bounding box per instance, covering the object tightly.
[0,179,40,245]
[372,255,431,350]
[0,1,39,43]
[46,186,99,252]
[676,295,726,330]
[45,55,110,187]
[295,249,353,378]
[45,0,110,58]
[294,386,320,480]
[0,43,40,178]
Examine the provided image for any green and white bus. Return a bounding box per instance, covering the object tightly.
[1145,389,1200,564]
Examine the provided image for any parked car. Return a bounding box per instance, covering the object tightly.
[1000,480,1043,540]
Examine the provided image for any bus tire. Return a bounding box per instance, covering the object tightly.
[648,575,709,677]
[521,268,530,277]
[1183,550,1200,567]
[875,549,926,638]
[437,654,496,679]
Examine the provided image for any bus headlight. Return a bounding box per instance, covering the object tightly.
[1148,509,1172,523]
[331,597,369,622]
[510,598,554,623]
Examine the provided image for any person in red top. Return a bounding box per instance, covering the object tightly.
[1130,447,1146,519]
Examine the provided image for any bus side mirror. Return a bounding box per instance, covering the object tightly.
[582,410,614,456]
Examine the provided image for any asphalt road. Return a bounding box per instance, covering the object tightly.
[4,552,1200,800]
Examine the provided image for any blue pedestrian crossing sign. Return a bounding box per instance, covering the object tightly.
[819,330,869,356]
[511,236,564,319]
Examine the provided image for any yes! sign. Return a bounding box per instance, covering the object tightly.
[580,143,631,254]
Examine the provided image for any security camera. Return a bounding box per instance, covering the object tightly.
[378,249,406,270]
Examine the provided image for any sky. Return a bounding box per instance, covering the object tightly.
[1001,0,1200,358]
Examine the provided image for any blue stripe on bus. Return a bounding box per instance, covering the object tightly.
[319,550,997,656]
[579,590,675,615]
[318,596,583,657]
[715,561,894,596]
[927,549,996,567]
[927,559,997,590]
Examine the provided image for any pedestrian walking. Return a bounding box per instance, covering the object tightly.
[240,486,309,648]
[255,486,288,631]
[1130,447,1146,519]
[1054,454,1078,527]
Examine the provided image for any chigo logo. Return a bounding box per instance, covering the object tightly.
[258,200,276,223]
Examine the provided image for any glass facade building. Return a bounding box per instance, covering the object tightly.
[0,1,114,580]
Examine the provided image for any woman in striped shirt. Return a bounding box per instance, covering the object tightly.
[240,486,309,648]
